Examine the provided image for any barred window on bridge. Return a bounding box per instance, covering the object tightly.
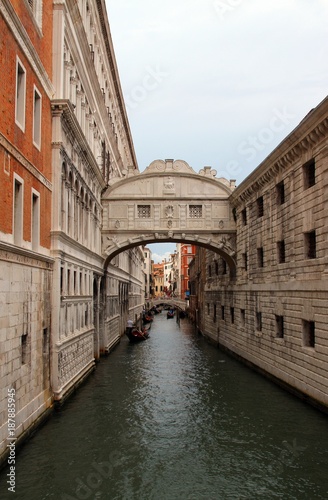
[137,205,151,218]
[189,205,202,218]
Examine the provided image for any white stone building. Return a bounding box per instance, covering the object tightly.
[51,0,143,402]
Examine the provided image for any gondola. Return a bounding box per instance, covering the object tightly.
[167,309,175,319]
[126,327,150,342]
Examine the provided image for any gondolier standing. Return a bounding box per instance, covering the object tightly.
[126,319,133,335]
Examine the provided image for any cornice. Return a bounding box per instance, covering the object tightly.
[51,99,106,190]
[95,0,138,169]
[0,133,52,190]
[230,98,328,207]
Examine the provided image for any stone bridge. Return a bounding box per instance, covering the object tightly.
[101,159,237,271]
[151,297,188,311]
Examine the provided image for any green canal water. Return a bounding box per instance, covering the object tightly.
[0,313,327,499]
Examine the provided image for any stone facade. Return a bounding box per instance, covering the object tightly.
[190,96,328,411]
[50,0,142,402]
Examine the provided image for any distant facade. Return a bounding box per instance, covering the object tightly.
[179,244,196,300]
[190,96,328,411]
[143,247,153,300]
[153,262,164,297]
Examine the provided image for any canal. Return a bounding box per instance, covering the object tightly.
[0,313,328,499]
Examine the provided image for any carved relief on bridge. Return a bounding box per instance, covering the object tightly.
[101,159,237,265]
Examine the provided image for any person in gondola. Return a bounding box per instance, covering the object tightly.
[126,318,133,335]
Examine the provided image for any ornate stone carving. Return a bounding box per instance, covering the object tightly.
[165,205,174,218]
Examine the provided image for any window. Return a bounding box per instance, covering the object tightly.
[275,315,284,338]
[230,307,234,324]
[240,309,245,327]
[257,247,264,268]
[208,265,212,277]
[43,328,49,355]
[189,205,202,218]
[32,190,40,251]
[15,58,26,131]
[21,333,30,364]
[241,208,247,225]
[276,181,285,205]
[222,259,227,275]
[256,311,262,331]
[221,306,225,321]
[137,205,150,218]
[213,304,217,322]
[304,231,316,259]
[215,261,219,275]
[257,196,264,218]
[242,252,248,271]
[302,320,315,348]
[33,87,42,149]
[14,176,23,245]
[207,303,210,315]
[277,240,286,264]
[27,0,43,29]
[303,159,315,189]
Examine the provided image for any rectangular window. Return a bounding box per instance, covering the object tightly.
[32,190,40,251]
[302,320,315,348]
[240,309,245,327]
[256,311,262,331]
[21,333,29,364]
[207,303,210,315]
[137,205,151,218]
[213,304,217,322]
[257,247,264,268]
[230,307,234,324]
[14,176,23,245]
[303,159,315,189]
[241,208,247,225]
[242,252,248,271]
[27,0,42,29]
[208,264,212,277]
[189,205,202,218]
[277,240,286,264]
[221,305,225,321]
[43,328,49,355]
[257,196,264,218]
[15,58,26,131]
[33,86,42,149]
[276,181,285,205]
[222,259,227,275]
[275,315,284,338]
[304,231,316,259]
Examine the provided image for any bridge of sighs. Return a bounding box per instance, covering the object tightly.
[101,159,237,271]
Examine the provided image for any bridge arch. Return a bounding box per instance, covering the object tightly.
[101,159,237,272]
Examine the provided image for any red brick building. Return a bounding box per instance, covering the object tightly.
[0,0,54,464]
[180,243,196,300]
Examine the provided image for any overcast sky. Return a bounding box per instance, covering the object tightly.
[106,0,328,262]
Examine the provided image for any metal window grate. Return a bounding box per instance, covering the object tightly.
[189,205,202,218]
[137,205,151,218]
[257,196,264,218]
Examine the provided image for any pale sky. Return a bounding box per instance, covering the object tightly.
[105,0,328,262]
